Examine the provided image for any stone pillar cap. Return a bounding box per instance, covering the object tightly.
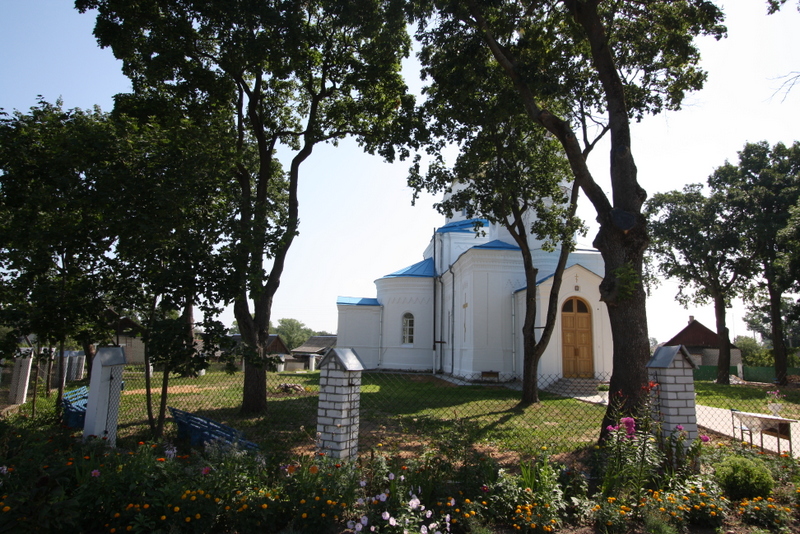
[319,348,365,371]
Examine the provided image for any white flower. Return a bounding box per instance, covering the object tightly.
[420,526,428,534]
[355,524,363,532]
[389,517,397,526]
[409,496,421,510]
[361,516,369,525]
[347,520,356,529]
[389,472,395,480]
[382,511,390,521]
[360,480,367,487]
[379,493,387,502]
[357,498,365,506]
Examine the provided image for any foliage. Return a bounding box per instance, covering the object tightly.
[658,424,706,479]
[735,335,775,366]
[646,183,753,383]
[598,417,663,501]
[2,409,800,532]
[414,0,727,429]
[77,0,414,414]
[737,496,794,530]
[408,25,582,403]
[274,318,316,352]
[0,100,119,377]
[709,140,800,385]
[744,295,800,350]
[713,455,775,501]
[512,451,566,532]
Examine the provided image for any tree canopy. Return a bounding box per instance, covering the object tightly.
[0,100,121,404]
[414,0,726,427]
[408,34,581,402]
[709,140,800,385]
[78,0,414,413]
[647,183,754,384]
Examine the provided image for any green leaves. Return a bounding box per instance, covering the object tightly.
[0,100,119,344]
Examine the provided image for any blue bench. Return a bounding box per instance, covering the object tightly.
[167,407,258,451]
[62,386,89,429]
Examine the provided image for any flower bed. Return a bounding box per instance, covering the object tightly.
[0,411,798,533]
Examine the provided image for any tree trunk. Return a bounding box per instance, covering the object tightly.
[55,339,66,419]
[595,223,651,436]
[156,366,170,438]
[80,340,96,381]
[236,299,268,414]
[144,294,159,433]
[520,257,540,404]
[767,278,788,386]
[713,294,732,385]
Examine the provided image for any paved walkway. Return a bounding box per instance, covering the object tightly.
[695,403,799,457]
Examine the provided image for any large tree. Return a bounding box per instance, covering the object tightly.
[646,184,754,385]
[78,0,413,413]
[0,100,119,409]
[709,141,800,386]
[415,1,726,427]
[408,46,581,402]
[106,95,237,435]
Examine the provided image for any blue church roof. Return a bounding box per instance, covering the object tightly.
[337,296,380,306]
[436,218,489,234]
[382,257,435,278]
[473,240,520,250]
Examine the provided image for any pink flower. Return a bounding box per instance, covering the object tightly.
[700,435,710,443]
[675,425,684,432]
[91,469,100,477]
[201,467,211,475]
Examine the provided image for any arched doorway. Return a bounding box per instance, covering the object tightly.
[561,297,594,377]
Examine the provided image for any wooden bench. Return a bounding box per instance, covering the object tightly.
[62,386,89,429]
[167,407,258,451]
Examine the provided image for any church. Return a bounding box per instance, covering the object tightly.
[336,187,614,381]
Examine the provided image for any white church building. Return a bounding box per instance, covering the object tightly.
[336,189,614,381]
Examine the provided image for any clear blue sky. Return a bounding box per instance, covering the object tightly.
[1,1,799,342]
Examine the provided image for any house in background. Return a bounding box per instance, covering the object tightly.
[336,184,614,381]
[664,316,742,367]
[290,335,337,370]
[229,334,291,369]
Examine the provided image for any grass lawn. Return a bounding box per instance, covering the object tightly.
[23,367,609,459]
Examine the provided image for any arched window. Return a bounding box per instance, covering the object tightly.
[402,313,414,344]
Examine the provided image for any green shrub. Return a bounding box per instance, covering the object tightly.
[714,456,774,500]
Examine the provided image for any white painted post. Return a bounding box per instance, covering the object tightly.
[647,345,698,443]
[84,347,126,447]
[73,353,86,381]
[9,355,33,405]
[316,348,364,459]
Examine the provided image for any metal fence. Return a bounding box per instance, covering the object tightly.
[4,359,800,459]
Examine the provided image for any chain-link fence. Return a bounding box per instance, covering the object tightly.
[4,358,800,458]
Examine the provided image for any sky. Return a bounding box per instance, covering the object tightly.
[1,1,798,343]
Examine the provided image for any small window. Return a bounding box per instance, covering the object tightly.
[402,313,414,344]
[577,300,589,313]
[562,300,573,313]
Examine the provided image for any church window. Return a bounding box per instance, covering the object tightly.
[402,313,414,344]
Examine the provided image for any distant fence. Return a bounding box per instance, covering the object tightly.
[694,365,800,383]
[5,359,799,460]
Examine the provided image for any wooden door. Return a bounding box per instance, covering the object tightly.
[561,297,594,377]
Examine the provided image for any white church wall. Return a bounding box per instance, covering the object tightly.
[463,251,525,377]
[336,304,382,369]
[375,277,434,371]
